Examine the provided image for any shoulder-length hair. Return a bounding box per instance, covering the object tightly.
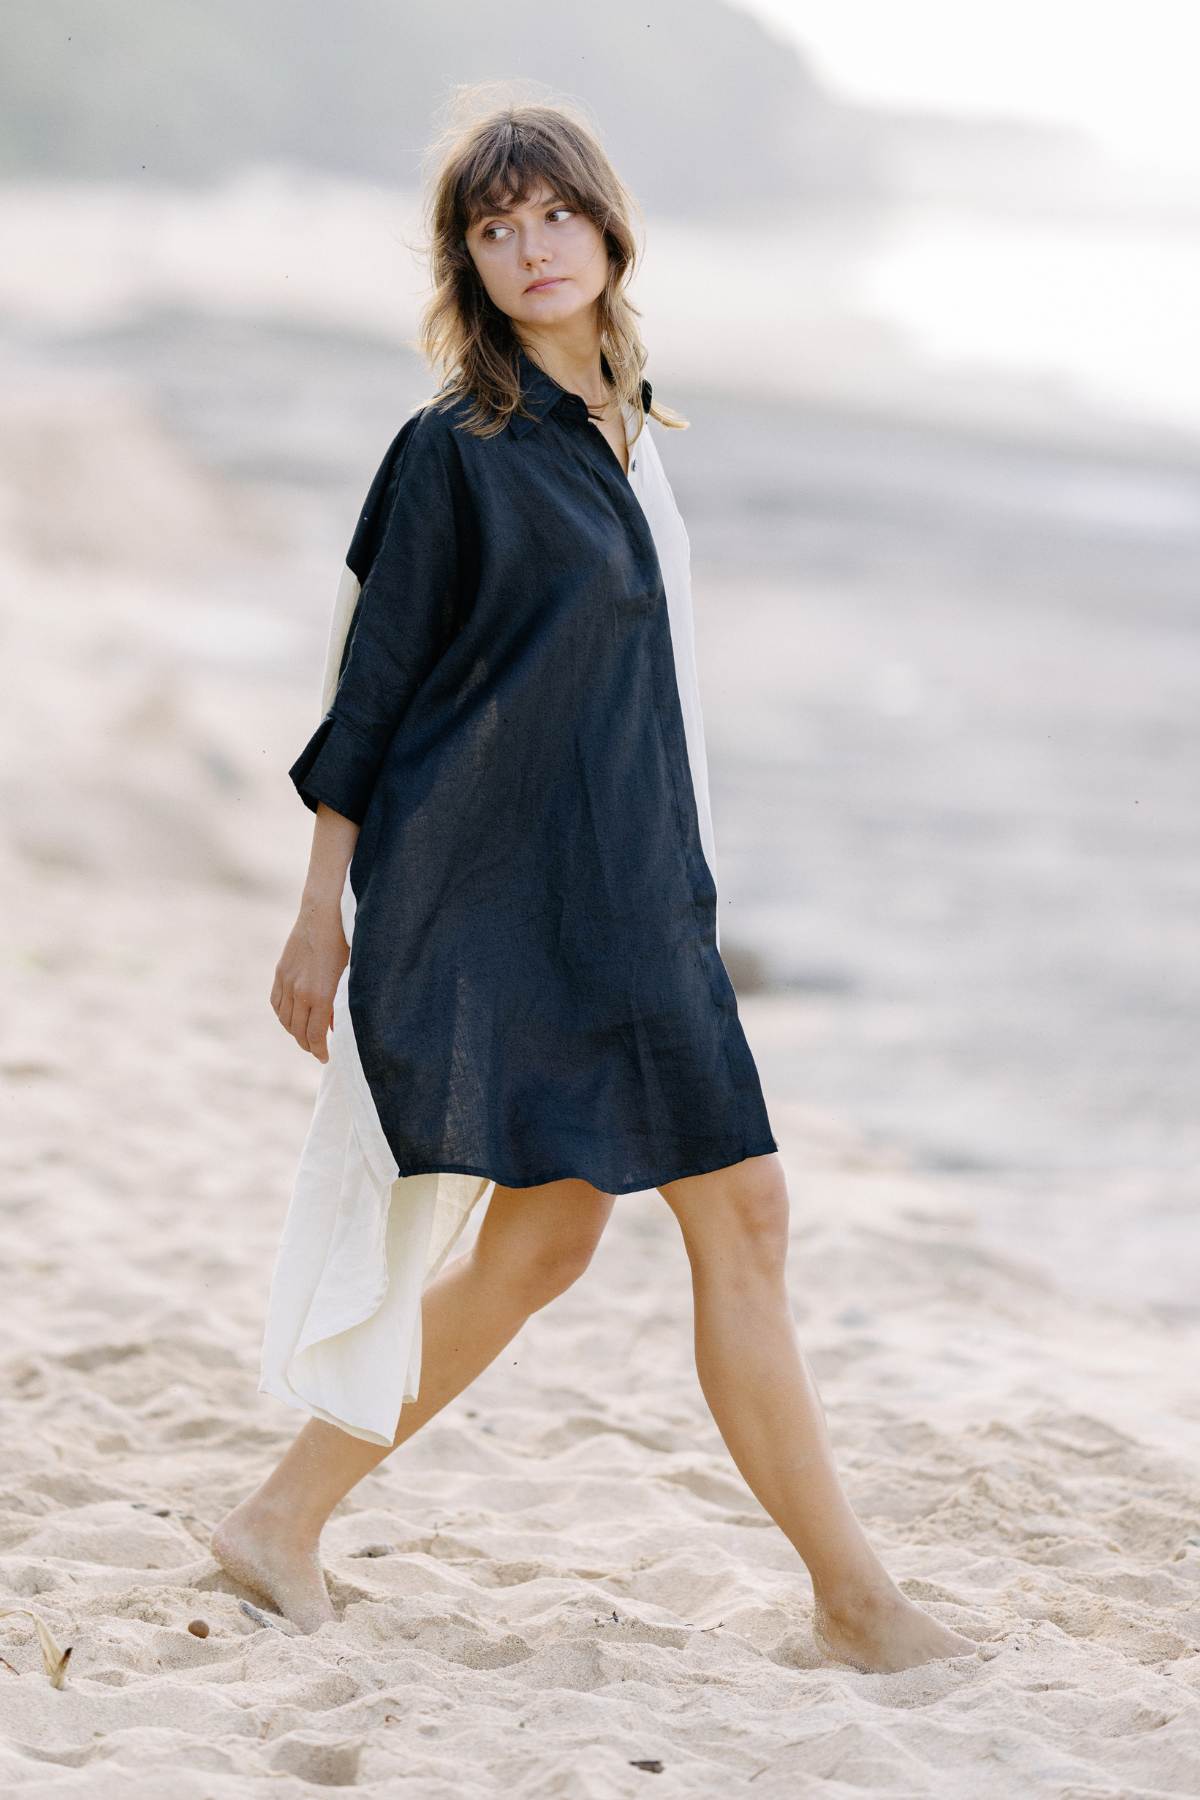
[412,93,687,440]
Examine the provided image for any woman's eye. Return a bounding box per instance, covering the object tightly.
[482,207,574,241]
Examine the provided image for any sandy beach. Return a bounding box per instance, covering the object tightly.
[5,924,1200,1794]
[5,829,1199,1792]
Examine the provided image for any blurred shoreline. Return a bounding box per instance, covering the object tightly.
[4,164,1200,451]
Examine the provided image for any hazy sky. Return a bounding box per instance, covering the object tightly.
[732,0,1199,173]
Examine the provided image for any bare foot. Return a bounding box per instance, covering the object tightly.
[210,1499,335,1634]
[812,1582,978,1674]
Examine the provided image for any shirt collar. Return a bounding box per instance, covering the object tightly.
[509,344,653,439]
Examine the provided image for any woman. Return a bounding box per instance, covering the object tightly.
[212,100,978,1675]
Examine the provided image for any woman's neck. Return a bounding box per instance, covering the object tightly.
[518,335,612,411]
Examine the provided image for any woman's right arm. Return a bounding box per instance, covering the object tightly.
[286,412,464,827]
[271,802,359,1062]
[273,410,465,1061]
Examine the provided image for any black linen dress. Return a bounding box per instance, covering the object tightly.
[288,347,778,1194]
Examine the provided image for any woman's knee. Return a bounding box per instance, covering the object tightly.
[659,1152,790,1276]
[472,1177,614,1308]
[513,1234,602,1308]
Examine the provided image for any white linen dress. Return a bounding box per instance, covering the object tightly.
[259,397,721,1446]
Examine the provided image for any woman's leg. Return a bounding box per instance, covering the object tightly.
[213,1177,614,1630]
[657,1152,978,1674]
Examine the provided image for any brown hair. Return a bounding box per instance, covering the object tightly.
[411,87,687,439]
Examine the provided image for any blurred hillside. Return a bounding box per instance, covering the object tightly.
[1,0,887,212]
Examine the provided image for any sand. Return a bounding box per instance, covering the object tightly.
[5,859,1200,1797]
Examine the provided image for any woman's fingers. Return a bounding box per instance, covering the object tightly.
[274,987,334,1062]
[271,924,347,1059]
[270,967,292,1034]
[290,1001,311,1057]
[305,1008,332,1063]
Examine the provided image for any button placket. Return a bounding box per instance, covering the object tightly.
[568,404,715,982]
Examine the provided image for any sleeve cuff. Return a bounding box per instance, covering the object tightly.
[288,712,382,826]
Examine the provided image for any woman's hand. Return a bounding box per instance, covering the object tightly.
[273,800,360,1061]
[271,897,349,1063]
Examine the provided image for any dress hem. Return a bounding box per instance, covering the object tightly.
[382,1139,780,1197]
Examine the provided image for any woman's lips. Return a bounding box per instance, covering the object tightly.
[526,277,564,292]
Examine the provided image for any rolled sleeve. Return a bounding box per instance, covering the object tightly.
[288,711,382,825]
[289,409,465,825]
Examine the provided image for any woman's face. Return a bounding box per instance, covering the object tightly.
[464,182,610,331]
